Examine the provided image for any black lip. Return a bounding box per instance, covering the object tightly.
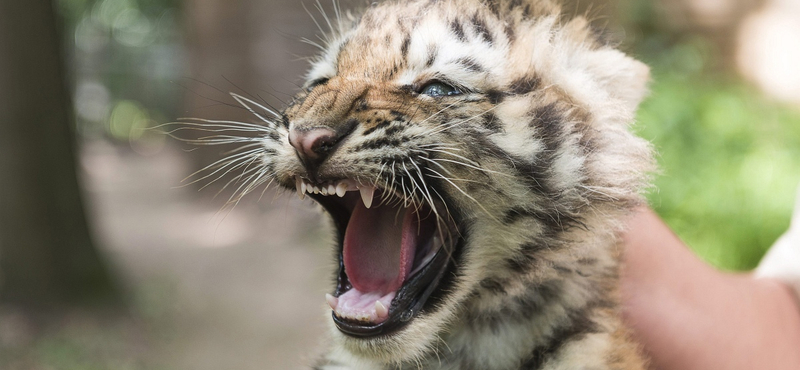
[308,190,461,338]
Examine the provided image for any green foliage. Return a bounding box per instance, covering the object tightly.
[57,0,183,142]
[636,45,800,270]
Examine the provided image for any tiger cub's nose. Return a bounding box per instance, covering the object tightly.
[288,127,341,167]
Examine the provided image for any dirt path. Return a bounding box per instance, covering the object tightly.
[1,141,334,369]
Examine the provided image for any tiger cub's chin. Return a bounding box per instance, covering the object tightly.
[218,0,654,368]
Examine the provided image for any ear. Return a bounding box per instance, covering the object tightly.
[589,49,651,113]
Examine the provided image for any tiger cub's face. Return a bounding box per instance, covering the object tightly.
[250,0,651,363]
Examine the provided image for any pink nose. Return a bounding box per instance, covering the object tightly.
[288,127,339,165]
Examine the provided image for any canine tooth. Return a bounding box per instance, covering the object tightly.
[294,176,306,200]
[432,234,442,249]
[328,184,336,195]
[375,301,388,319]
[295,177,305,200]
[336,182,347,197]
[360,186,375,208]
[326,294,338,310]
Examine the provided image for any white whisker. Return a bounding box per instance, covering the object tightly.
[230,92,282,122]
[425,167,497,221]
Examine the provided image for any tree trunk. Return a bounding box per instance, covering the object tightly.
[0,0,118,305]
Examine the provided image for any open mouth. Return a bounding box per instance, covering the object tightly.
[294,177,459,337]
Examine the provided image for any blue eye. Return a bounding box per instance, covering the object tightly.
[420,81,460,97]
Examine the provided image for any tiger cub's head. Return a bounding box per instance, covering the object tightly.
[245,0,652,364]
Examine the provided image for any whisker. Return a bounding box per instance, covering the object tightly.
[418,156,455,176]
[406,160,436,209]
[315,0,335,37]
[175,117,274,131]
[429,157,511,177]
[230,92,282,122]
[223,158,264,202]
[424,149,480,167]
[425,167,497,221]
[401,162,424,210]
[222,75,260,102]
[177,78,250,112]
[199,156,261,192]
[416,101,463,127]
[300,37,327,51]
[424,106,499,136]
[302,2,332,46]
[182,148,263,184]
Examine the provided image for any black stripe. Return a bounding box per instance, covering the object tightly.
[552,264,573,275]
[479,278,508,294]
[355,137,403,151]
[465,280,565,329]
[487,0,500,16]
[487,90,506,104]
[523,4,532,18]
[383,125,404,137]
[530,102,565,153]
[471,14,494,45]
[457,57,485,72]
[362,118,390,136]
[388,64,399,78]
[505,242,546,273]
[519,307,600,369]
[354,99,368,112]
[425,45,438,67]
[470,132,554,196]
[503,205,585,235]
[482,112,503,132]
[505,23,516,43]
[401,36,411,59]
[506,254,534,273]
[450,20,468,42]
[509,76,541,95]
[516,281,563,313]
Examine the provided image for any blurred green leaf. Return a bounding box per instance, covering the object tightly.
[638,52,800,270]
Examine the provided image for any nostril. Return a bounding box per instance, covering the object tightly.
[289,127,338,163]
[311,135,337,155]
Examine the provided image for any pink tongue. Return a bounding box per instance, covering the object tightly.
[343,198,418,294]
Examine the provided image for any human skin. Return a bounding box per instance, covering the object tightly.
[621,207,800,370]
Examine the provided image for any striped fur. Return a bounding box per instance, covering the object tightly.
[232,0,653,368]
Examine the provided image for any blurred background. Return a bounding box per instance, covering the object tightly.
[1,0,799,368]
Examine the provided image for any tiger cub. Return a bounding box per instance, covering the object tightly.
[200,0,654,368]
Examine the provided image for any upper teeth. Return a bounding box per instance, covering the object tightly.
[295,176,376,208]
